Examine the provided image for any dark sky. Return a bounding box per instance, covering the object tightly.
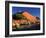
[12,7,40,17]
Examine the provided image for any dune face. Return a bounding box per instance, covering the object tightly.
[12,11,40,29]
[22,11,38,23]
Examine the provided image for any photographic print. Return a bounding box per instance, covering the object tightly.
[12,7,40,31]
[5,1,45,37]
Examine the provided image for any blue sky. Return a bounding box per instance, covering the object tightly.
[12,7,40,17]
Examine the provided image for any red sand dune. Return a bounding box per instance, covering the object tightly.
[22,11,37,23]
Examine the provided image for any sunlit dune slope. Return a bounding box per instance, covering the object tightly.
[22,11,38,23]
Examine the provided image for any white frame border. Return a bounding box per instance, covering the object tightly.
[9,3,43,35]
